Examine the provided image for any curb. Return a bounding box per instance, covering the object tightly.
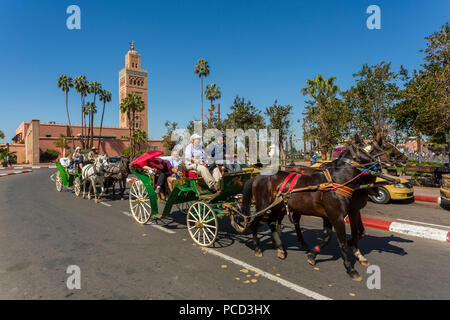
[0,169,33,177]
[345,216,450,242]
[414,194,438,203]
[0,166,56,170]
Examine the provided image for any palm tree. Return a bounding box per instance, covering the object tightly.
[98,89,112,151]
[194,59,210,127]
[205,83,221,126]
[74,76,89,149]
[57,74,74,149]
[82,104,89,146]
[0,130,4,140]
[119,92,145,157]
[88,81,102,148]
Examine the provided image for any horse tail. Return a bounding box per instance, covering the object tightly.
[241,177,255,216]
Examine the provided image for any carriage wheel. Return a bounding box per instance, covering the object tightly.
[74,177,82,197]
[55,171,63,192]
[187,202,218,247]
[129,181,152,224]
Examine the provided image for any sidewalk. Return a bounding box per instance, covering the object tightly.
[414,186,440,203]
[0,163,56,170]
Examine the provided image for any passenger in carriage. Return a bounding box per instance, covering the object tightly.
[209,132,241,172]
[185,133,221,192]
[71,146,85,172]
[163,149,183,192]
[140,157,173,197]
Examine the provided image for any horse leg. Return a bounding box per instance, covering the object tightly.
[82,180,86,199]
[292,213,309,251]
[120,178,125,200]
[348,210,370,267]
[251,222,263,257]
[306,218,332,266]
[269,220,286,260]
[332,216,362,281]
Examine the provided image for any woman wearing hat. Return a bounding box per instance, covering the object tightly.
[184,134,221,192]
[71,147,85,171]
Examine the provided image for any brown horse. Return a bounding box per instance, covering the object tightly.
[290,138,407,269]
[239,135,404,280]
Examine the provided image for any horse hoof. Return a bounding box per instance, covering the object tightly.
[307,253,316,266]
[121,197,124,201]
[95,199,99,203]
[254,251,263,258]
[360,260,370,267]
[348,270,362,282]
[277,250,286,260]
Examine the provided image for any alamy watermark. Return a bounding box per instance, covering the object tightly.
[66,265,81,290]
[66,5,81,30]
[366,5,381,30]
[170,121,280,175]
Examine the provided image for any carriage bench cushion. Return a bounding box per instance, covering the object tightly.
[184,171,198,178]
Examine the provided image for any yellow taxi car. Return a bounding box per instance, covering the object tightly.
[439,174,450,208]
[310,160,414,204]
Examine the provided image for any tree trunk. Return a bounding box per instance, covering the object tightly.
[128,112,133,158]
[321,146,328,160]
[201,77,204,128]
[98,101,106,152]
[81,95,84,149]
[66,91,74,150]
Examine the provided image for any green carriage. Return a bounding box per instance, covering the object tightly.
[129,167,259,247]
[55,161,89,197]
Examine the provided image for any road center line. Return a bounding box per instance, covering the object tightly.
[203,248,332,300]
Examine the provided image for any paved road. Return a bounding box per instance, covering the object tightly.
[0,169,449,299]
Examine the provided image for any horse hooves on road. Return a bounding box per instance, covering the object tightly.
[254,251,263,258]
[277,250,286,260]
[348,270,362,282]
[307,253,316,266]
[360,260,370,267]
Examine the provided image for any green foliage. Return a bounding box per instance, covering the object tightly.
[265,100,293,152]
[194,58,211,125]
[343,62,400,140]
[119,92,146,157]
[393,23,449,144]
[205,83,222,129]
[40,149,59,162]
[0,147,16,162]
[54,133,70,155]
[301,74,350,158]
[223,95,265,130]
[162,121,178,154]
[0,130,4,140]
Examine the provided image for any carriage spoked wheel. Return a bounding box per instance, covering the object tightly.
[73,176,82,197]
[55,171,63,192]
[129,180,152,224]
[187,201,218,247]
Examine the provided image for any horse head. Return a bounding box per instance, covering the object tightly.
[362,133,408,167]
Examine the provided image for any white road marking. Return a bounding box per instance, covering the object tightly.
[100,202,112,207]
[389,222,449,242]
[203,248,332,300]
[50,173,55,182]
[121,211,176,234]
[396,219,450,230]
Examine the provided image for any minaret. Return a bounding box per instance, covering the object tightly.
[119,41,148,135]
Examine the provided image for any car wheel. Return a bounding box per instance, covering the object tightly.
[370,187,391,204]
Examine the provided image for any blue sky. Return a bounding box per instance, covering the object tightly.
[0,0,448,146]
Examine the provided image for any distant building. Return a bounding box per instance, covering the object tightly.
[1,43,164,164]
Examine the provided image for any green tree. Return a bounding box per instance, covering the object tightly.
[57,74,74,149]
[194,58,210,127]
[162,121,179,154]
[393,23,449,145]
[265,100,293,163]
[98,89,112,150]
[88,81,102,148]
[301,74,349,159]
[119,92,145,157]
[224,95,265,130]
[205,83,222,128]
[74,76,89,149]
[132,129,148,154]
[54,133,70,157]
[343,62,400,140]
[0,130,4,140]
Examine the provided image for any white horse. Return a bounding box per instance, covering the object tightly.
[81,155,110,203]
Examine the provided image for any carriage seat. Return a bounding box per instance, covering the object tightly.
[183,171,198,178]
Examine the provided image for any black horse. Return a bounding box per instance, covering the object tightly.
[239,135,405,281]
